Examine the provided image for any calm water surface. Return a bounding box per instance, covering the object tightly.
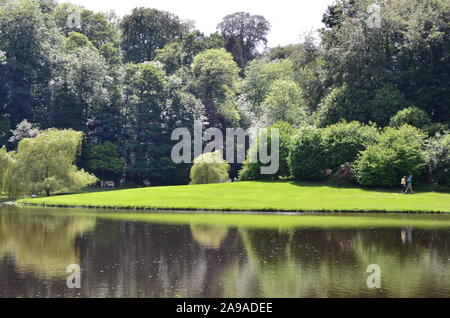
[0,206,449,298]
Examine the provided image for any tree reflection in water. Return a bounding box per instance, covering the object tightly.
[1,207,450,298]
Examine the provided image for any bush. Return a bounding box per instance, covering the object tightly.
[425,133,450,186]
[354,125,427,187]
[190,151,230,184]
[239,122,294,181]
[389,106,432,129]
[288,126,326,180]
[321,121,379,172]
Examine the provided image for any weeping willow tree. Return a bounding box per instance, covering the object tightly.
[3,129,97,197]
[0,146,16,195]
[189,151,230,185]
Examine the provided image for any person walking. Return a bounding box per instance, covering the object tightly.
[405,175,414,194]
[401,176,407,193]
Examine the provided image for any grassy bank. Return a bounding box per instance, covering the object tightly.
[18,181,450,213]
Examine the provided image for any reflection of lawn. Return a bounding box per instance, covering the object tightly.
[18,181,450,213]
[91,212,450,229]
[11,207,450,230]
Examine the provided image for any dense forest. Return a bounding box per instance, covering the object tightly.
[0,0,449,189]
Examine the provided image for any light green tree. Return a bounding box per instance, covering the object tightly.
[192,48,240,128]
[190,151,230,185]
[0,146,15,194]
[261,79,305,126]
[241,58,295,123]
[9,129,97,196]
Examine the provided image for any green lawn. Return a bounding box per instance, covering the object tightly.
[18,181,450,213]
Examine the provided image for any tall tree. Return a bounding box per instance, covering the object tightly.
[319,0,450,124]
[40,32,110,132]
[217,12,270,69]
[0,0,60,128]
[53,3,119,49]
[191,48,240,128]
[120,7,188,63]
[155,31,224,74]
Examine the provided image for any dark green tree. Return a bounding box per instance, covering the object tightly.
[120,7,187,63]
[217,12,270,69]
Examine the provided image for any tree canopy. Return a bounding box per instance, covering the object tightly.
[2,129,97,196]
[0,0,448,190]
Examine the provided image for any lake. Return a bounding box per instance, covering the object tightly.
[0,206,449,298]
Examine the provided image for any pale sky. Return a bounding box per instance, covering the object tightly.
[62,0,335,47]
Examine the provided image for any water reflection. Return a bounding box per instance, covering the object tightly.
[190,225,229,249]
[0,206,449,298]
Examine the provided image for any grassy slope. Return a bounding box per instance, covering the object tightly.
[18,181,450,213]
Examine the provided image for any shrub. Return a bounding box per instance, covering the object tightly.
[239,122,294,180]
[288,126,326,180]
[425,133,450,186]
[389,106,432,129]
[190,151,230,184]
[354,125,427,187]
[321,121,379,172]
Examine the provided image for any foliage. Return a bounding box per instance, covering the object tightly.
[320,0,450,124]
[288,127,326,181]
[0,0,59,127]
[217,12,270,69]
[121,62,203,186]
[316,84,407,127]
[287,122,379,181]
[87,141,123,181]
[321,121,379,172]
[261,79,305,126]
[241,58,295,121]
[0,146,15,194]
[155,31,224,74]
[354,125,427,187]
[0,0,448,189]
[64,31,96,51]
[190,151,230,185]
[120,7,187,63]
[8,119,41,143]
[3,129,97,197]
[0,114,10,145]
[239,122,294,181]
[390,106,432,129]
[192,48,240,127]
[53,3,118,49]
[425,133,450,186]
